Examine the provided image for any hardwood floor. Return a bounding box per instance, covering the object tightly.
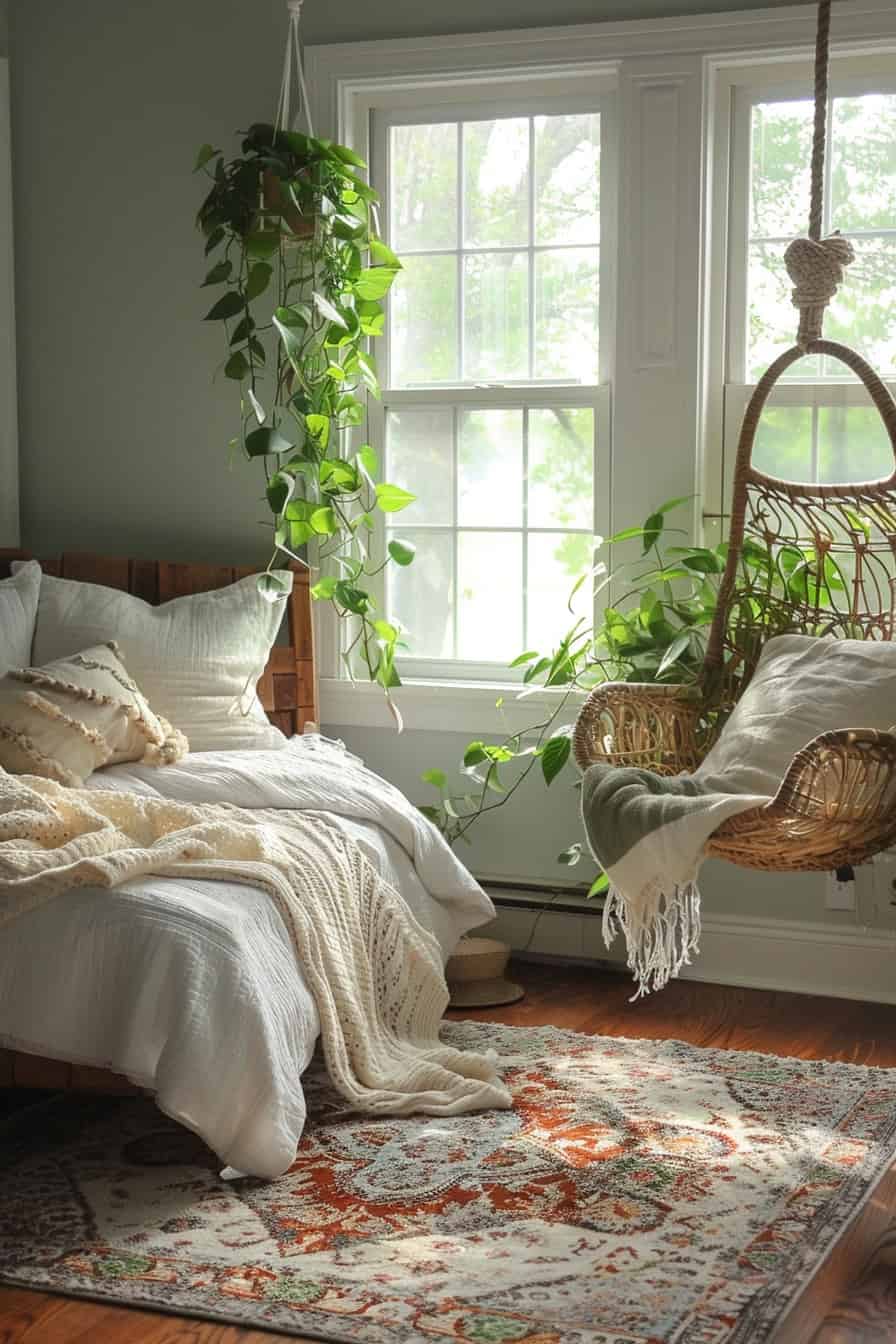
[2,962,896,1343]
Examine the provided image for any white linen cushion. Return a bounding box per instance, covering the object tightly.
[698,633,896,795]
[0,642,188,786]
[25,568,292,752]
[0,561,41,675]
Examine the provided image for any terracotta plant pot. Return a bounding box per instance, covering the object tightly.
[262,169,315,241]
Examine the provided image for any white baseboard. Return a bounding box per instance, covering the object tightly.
[482,898,896,1005]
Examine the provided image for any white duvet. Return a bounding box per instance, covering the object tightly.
[0,735,493,1177]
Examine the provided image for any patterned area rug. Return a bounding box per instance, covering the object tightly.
[2,1021,896,1344]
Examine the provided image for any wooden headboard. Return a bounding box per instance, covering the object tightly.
[0,551,319,734]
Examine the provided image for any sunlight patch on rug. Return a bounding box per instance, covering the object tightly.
[2,1020,896,1343]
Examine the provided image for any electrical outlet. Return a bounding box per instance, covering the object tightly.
[825,868,856,911]
[861,852,896,930]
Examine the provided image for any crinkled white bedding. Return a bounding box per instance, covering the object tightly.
[0,735,493,1177]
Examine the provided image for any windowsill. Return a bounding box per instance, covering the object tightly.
[319,674,585,735]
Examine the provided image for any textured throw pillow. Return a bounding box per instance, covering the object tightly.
[698,633,896,796]
[0,642,189,786]
[23,568,292,753]
[0,561,41,675]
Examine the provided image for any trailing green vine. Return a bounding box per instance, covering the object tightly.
[195,124,412,696]
[419,498,844,891]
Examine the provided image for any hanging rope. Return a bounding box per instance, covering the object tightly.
[808,0,830,243]
[783,0,854,350]
[274,0,316,138]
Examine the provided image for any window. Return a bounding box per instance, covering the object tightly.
[368,87,611,680]
[722,69,896,495]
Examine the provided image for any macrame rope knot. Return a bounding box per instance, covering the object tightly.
[784,232,855,349]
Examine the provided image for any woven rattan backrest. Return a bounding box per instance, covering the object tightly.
[702,339,896,716]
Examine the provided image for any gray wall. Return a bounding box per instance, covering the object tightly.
[324,721,835,922]
[7,0,807,562]
[0,3,7,57]
[6,0,832,922]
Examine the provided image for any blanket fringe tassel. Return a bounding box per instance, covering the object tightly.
[602,879,702,999]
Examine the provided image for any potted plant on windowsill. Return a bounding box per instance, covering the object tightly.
[195,124,414,707]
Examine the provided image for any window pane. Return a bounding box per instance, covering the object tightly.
[391,254,458,387]
[463,119,529,247]
[751,405,813,481]
[463,251,529,380]
[750,99,813,239]
[390,123,457,251]
[387,529,453,658]
[747,242,820,380]
[386,409,453,526]
[528,408,594,529]
[825,237,896,381]
[527,532,593,653]
[535,248,599,383]
[536,112,600,246]
[458,410,522,527]
[831,94,896,232]
[457,532,522,660]
[818,405,895,484]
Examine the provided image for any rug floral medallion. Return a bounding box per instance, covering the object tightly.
[3,1021,896,1344]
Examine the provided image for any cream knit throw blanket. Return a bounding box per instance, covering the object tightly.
[0,770,511,1118]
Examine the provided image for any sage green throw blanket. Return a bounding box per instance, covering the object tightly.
[581,635,896,996]
[581,766,762,996]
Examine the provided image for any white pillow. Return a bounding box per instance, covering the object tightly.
[0,642,188,786]
[25,569,292,753]
[0,561,41,675]
[698,633,896,796]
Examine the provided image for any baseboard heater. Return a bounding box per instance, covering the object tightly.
[480,878,605,918]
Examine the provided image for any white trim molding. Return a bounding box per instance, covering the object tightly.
[306,0,896,726]
[0,56,18,547]
[306,2,896,111]
[483,900,896,1005]
[321,675,584,736]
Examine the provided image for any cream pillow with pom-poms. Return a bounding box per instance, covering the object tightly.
[0,643,188,786]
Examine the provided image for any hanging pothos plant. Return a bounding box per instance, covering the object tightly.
[195,123,413,696]
[419,498,836,892]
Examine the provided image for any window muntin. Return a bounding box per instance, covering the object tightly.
[375,99,605,675]
[388,113,600,389]
[745,90,896,384]
[717,76,896,506]
[385,404,595,665]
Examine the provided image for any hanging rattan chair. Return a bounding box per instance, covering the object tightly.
[572,0,896,873]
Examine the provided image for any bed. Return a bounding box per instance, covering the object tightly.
[0,551,494,1177]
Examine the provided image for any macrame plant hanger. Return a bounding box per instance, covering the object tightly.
[275,0,315,140]
[573,0,896,873]
[263,0,318,241]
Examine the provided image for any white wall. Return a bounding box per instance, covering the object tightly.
[326,720,838,922]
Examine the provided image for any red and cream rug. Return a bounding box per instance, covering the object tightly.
[2,1020,896,1343]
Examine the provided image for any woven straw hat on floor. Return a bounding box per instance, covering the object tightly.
[445,937,524,1009]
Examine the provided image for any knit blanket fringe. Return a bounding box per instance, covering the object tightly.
[602,879,702,999]
[0,771,511,1121]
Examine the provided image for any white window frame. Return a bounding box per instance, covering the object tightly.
[307,0,896,732]
[372,389,611,684]
[373,83,613,682]
[331,70,617,685]
[704,49,896,534]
